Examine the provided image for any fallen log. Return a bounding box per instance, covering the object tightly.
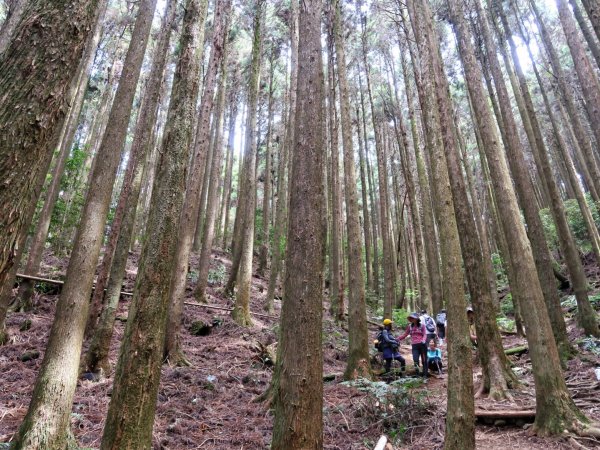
[15,273,133,297]
[323,372,343,382]
[183,301,278,319]
[504,345,528,356]
[475,409,535,419]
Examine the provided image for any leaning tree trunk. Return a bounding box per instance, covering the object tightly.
[0,0,101,326]
[570,0,600,70]
[232,0,264,327]
[452,0,590,435]
[84,0,178,374]
[271,1,326,447]
[581,0,600,44]
[163,0,227,363]
[99,0,208,447]
[406,2,475,448]
[333,0,370,380]
[16,1,108,312]
[497,5,598,337]
[7,0,152,448]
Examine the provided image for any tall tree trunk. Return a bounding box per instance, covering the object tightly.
[406,2,475,448]
[360,16,395,317]
[232,0,264,327]
[265,0,298,314]
[581,0,600,43]
[163,0,227,363]
[219,102,237,249]
[257,49,276,276]
[194,38,232,303]
[84,0,178,374]
[100,1,209,446]
[497,4,599,337]
[474,2,572,358]
[326,23,344,321]
[271,1,326,446]
[9,0,157,447]
[0,0,101,322]
[452,0,589,435]
[333,0,370,380]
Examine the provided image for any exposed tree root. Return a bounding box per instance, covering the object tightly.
[165,349,193,368]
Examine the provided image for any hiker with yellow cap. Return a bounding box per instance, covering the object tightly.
[377,318,406,374]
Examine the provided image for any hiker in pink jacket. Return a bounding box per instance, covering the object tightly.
[398,312,428,378]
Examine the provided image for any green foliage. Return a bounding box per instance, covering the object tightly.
[491,252,508,288]
[539,195,600,253]
[499,293,514,316]
[208,263,226,285]
[576,337,600,357]
[187,270,199,283]
[496,317,515,333]
[392,309,409,329]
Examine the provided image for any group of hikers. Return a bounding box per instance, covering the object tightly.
[374,307,477,379]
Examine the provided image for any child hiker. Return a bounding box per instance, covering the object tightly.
[398,312,428,378]
[427,339,443,374]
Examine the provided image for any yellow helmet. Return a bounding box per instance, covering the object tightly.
[383,318,393,326]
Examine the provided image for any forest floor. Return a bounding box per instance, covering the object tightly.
[1,249,600,449]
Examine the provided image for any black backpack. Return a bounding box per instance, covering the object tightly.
[374,330,385,352]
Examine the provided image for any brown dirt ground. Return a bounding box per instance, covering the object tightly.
[0,249,599,449]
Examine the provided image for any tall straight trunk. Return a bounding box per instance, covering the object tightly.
[452,0,588,435]
[360,18,394,316]
[570,0,600,70]
[0,0,101,319]
[220,103,237,249]
[399,10,443,314]
[84,0,178,374]
[326,25,344,321]
[357,69,380,296]
[474,2,573,357]
[232,0,264,327]
[194,39,232,303]
[556,0,600,153]
[356,106,373,292]
[271,1,326,447]
[497,5,599,337]
[10,1,156,448]
[163,0,228,362]
[333,0,370,380]
[0,0,26,54]
[257,50,276,276]
[265,0,298,313]
[100,1,207,446]
[406,3,475,448]
[529,0,600,202]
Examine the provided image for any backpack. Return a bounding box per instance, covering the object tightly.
[436,312,446,326]
[424,315,436,333]
[374,330,385,352]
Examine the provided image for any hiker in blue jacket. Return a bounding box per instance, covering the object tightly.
[380,319,406,374]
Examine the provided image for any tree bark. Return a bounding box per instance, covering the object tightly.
[163,0,227,363]
[84,0,178,374]
[333,0,370,380]
[9,0,156,447]
[232,0,264,327]
[452,0,588,435]
[99,0,207,447]
[581,0,600,44]
[0,0,26,54]
[569,0,600,70]
[0,0,100,323]
[406,2,475,448]
[194,36,232,303]
[271,1,326,447]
